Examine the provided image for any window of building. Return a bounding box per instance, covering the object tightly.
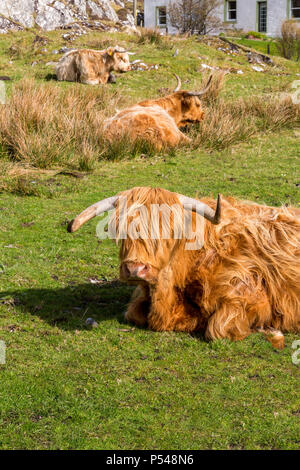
[291,0,300,18]
[258,1,267,32]
[156,7,167,26]
[227,1,237,21]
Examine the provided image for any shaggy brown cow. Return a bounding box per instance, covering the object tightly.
[103,75,212,150]
[68,187,300,349]
[56,47,131,85]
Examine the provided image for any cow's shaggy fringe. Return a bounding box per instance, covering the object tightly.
[115,187,300,346]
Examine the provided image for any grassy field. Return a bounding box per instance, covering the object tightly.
[0,29,300,450]
[234,37,282,57]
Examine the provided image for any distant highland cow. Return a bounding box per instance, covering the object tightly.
[56,47,131,85]
[104,74,213,150]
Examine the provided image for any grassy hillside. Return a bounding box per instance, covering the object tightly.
[0,29,299,450]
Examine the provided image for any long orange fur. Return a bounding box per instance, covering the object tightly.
[114,187,300,348]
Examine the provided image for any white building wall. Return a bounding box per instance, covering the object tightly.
[144,0,291,37]
[267,0,288,36]
[226,0,288,37]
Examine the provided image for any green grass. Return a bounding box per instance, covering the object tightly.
[0,29,300,450]
[234,37,282,57]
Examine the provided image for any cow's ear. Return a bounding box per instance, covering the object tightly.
[107,47,115,56]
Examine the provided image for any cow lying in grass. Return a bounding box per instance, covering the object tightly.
[68,187,300,349]
[104,75,213,150]
[56,47,131,85]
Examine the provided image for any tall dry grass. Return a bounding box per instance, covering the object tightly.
[136,28,173,49]
[191,74,300,150]
[0,79,126,170]
[276,20,300,60]
[0,76,299,172]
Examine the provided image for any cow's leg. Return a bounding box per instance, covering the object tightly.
[201,271,281,345]
[81,79,99,85]
[179,131,192,145]
[147,282,201,332]
[108,72,116,84]
[205,301,252,342]
[257,327,285,349]
[124,285,150,327]
[205,295,286,348]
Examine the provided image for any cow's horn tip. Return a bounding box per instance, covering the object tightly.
[67,219,77,233]
[213,194,222,224]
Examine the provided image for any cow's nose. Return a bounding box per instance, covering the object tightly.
[122,263,149,279]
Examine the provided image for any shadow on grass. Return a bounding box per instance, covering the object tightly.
[45,73,57,81]
[0,280,134,331]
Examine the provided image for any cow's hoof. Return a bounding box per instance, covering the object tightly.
[108,73,116,84]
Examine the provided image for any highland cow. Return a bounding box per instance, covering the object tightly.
[56,47,131,85]
[68,187,300,349]
[103,75,212,150]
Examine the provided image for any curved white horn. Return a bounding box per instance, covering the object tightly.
[114,47,130,53]
[173,73,181,92]
[186,74,213,97]
[68,196,118,233]
[177,193,221,225]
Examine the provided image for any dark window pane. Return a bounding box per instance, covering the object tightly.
[258,2,267,33]
[292,9,300,18]
[158,7,166,25]
[292,0,300,8]
[227,0,237,20]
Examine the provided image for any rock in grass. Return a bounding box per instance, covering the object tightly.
[85,317,98,328]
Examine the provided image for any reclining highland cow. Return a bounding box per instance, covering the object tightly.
[103,75,213,150]
[68,187,300,349]
[56,47,131,85]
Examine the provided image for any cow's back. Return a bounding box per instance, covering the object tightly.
[104,105,189,150]
[56,49,107,84]
[56,50,78,82]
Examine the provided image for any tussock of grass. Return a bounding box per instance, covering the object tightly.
[201,71,227,105]
[193,87,300,150]
[0,79,126,169]
[237,94,300,131]
[137,28,172,49]
[192,101,257,150]
[0,79,171,171]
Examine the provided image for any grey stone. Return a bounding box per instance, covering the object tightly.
[72,0,87,16]
[85,317,99,328]
[36,1,75,31]
[112,0,124,7]
[0,0,125,32]
[0,0,34,28]
[87,0,118,23]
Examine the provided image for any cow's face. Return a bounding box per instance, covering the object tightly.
[178,93,205,127]
[113,51,131,73]
[119,235,182,285]
[112,187,184,285]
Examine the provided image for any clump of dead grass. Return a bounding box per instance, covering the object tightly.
[137,28,173,49]
[0,79,126,169]
[193,91,300,150]
[201,71,227,105]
